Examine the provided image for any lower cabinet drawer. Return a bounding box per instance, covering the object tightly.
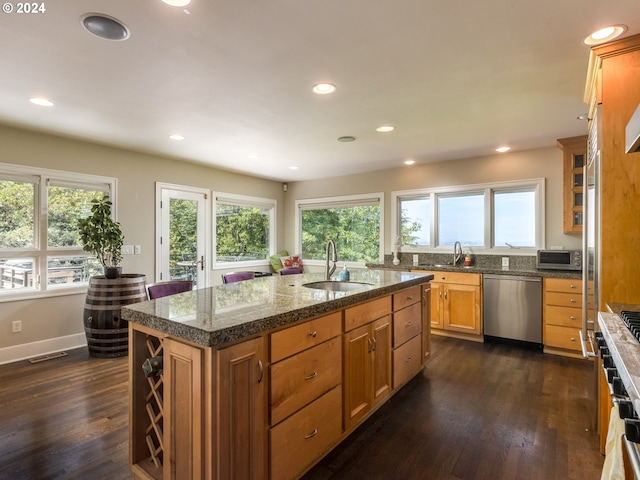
[393,302,422,348]
[270,337,342,425]
[270,386,343,480]
[544,305,582,327]
[544,324,581,351]
[393,334,422,389]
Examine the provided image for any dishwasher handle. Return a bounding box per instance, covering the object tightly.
[483,274,542,282]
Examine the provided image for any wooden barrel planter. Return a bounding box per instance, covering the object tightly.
[83,274,147,358]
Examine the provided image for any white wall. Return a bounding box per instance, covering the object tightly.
[0,124,285,361]
[0,123,578,362]
[283,146,581,255]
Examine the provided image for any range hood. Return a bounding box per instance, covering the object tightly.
[627,102,640,153]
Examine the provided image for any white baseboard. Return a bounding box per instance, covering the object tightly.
[0,333,87,366]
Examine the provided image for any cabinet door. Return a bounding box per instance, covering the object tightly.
[443,284,481,334]
[422,283,431,361]
[164,338,207,480]
[217,336,267,480]
[343,324,372,428]
[430,282,444,329]
[372,315,392,407]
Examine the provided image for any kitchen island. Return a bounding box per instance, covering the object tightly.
[122,269,432,480]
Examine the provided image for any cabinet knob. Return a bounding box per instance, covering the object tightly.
[406,356,413,363]
[570,284,577,289]
[309,331,317,338]
[570,337,576,342]
[406,321,413,327]
[407,296,413,301]
[570,298,576,303]
[570,316,576,320]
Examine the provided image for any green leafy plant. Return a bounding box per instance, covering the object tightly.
[77,196,124,271]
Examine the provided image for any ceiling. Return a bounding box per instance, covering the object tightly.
[1,1,639,182]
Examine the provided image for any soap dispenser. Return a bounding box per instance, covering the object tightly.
[339,264,350,281]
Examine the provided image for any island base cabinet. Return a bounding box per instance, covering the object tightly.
[163,338,209,480]
[270,386,343,480]
[217,337,267,480]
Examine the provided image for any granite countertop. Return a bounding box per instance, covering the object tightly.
[367,262,582,279]
[121,270,432,347]
[598,306,640,416]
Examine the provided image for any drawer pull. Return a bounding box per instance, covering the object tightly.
[570,337,576,342]
[305,371,318,380]
[570,316,576,320]
[309,331,317,338]
[257,360,263,383]
[407,296,413,301]
[305,428,318,439]
[570,284,577,289]
[406,321,413,327]
[406,356,413,363]
[570,299,576,303]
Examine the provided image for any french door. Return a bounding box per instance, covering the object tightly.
[156,183,210,289]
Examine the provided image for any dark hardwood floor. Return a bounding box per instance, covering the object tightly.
[0,336,603,480]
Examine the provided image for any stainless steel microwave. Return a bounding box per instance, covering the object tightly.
[536,249,582,271]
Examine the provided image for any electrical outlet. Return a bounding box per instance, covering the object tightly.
[501,257,509,268]
[12,320,22,333]
[134,245,141,254]
[412,254,419,265]
[122,244,134,255]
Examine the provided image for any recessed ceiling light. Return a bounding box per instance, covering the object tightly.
[82,14,129,41]
[337,136,356,142]
[376,125,395,133]
[496,146,511,153]
[404,159,416,165]
[29,97,53,107]
[161,0,191,6]
[248,153,259,159]
[169,134,184,140]
[289,166,299,170]
[312,83,336,95]
[583,25,627,46]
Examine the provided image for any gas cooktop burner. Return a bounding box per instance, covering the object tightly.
[620,311,640,342]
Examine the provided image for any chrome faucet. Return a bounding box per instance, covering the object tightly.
[325,239,338,280]
[453,241,463,266]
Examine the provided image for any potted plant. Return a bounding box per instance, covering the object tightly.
[77,195,124,279]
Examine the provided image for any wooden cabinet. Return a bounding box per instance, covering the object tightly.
[129,326,266,480]
[269,312,343,480]
[392,286,423,389]
[217,336,267,480]
[586,34,640,307]
[163,337,208,480]
[557,135,587,234]
[543,277,582,357]
[343,296,392,429]
[429,272,482,341]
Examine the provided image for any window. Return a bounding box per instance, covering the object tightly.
[214,193,276,266]
[296,193,384,265]
[0,163,115,299]
[392,179,544,252]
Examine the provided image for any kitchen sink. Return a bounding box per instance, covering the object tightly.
[302,281,374,292]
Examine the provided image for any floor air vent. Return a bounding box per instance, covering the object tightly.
[28,351,68,364]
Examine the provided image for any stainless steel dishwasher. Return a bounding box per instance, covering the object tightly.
[483,274,542,344]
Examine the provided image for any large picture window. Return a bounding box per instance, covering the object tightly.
[214,193,276,266]
[0,164,115,299]
[392,179,544,252]
[296,193,384,265]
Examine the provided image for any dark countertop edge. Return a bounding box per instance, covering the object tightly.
[366,263,582,279]
[122,273,434,348]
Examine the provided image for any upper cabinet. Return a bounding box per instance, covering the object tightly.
[557,135,587,235]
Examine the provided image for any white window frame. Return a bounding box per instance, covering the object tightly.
[295,192,385,268]
[0,162,116,302]
[213,192,277,269]
[391,179,545,255]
